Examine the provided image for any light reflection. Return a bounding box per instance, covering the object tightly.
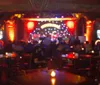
[75,75,81,84]
[64,73,86,84]
[51,78,56,85]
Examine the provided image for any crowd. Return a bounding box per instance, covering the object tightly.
[0,35,99,78]
[0,35,99,56]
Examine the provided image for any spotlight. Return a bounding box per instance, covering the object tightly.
[91,50,94,53]
[50,70,56,77]
[82,48,84,50]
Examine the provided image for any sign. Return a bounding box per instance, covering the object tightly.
[97,30,100,39]
[0,30,3,39]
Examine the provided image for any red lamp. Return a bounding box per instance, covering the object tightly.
[27,21,34,32]
[65,20,76,34]
[66,21,75,29]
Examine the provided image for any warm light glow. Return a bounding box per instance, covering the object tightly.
[25,21,35,33]
[12,52,16,58]
[91,50,94,53]
[84,33,88,41]
[18,14,21,18]
[5,52,12,58]
[27,22,34,29]
[85,20,93,42]
[6,20,15,42]
[86,26,91,28]
[5,52,16,58]
[82,48,84,50]
[51,78,56,85]
[14,14,19,17]
[8,26,13,28]
[9,28,14,42]
[67,53,75,59]
[14,14,21,18]
[75,14,80,18]
[41,23,60,29]
[95,40,100,45]
[1,25,4,30]
[22,18,76,21]
[64,72,86,84]
[66,21,75,29]
[86,20,92,24]
[7,20,13,25]
[51,71,56,77]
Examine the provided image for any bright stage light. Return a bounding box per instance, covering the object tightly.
[22,18,76,21]
[41,23,60,29]
[91,50,94,53]
[9,28,15,42]
[25,21,36,33]
[6,20,15,42]
[50,70,56,77]
[27,22,34,29]
[66,21,75,29]
[30,17,72,42]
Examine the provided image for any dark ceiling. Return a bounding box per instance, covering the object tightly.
[0,0,100,19]
[0,0,100,12]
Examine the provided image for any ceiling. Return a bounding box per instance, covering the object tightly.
[0,0,100,19]
[0,0,100,12]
